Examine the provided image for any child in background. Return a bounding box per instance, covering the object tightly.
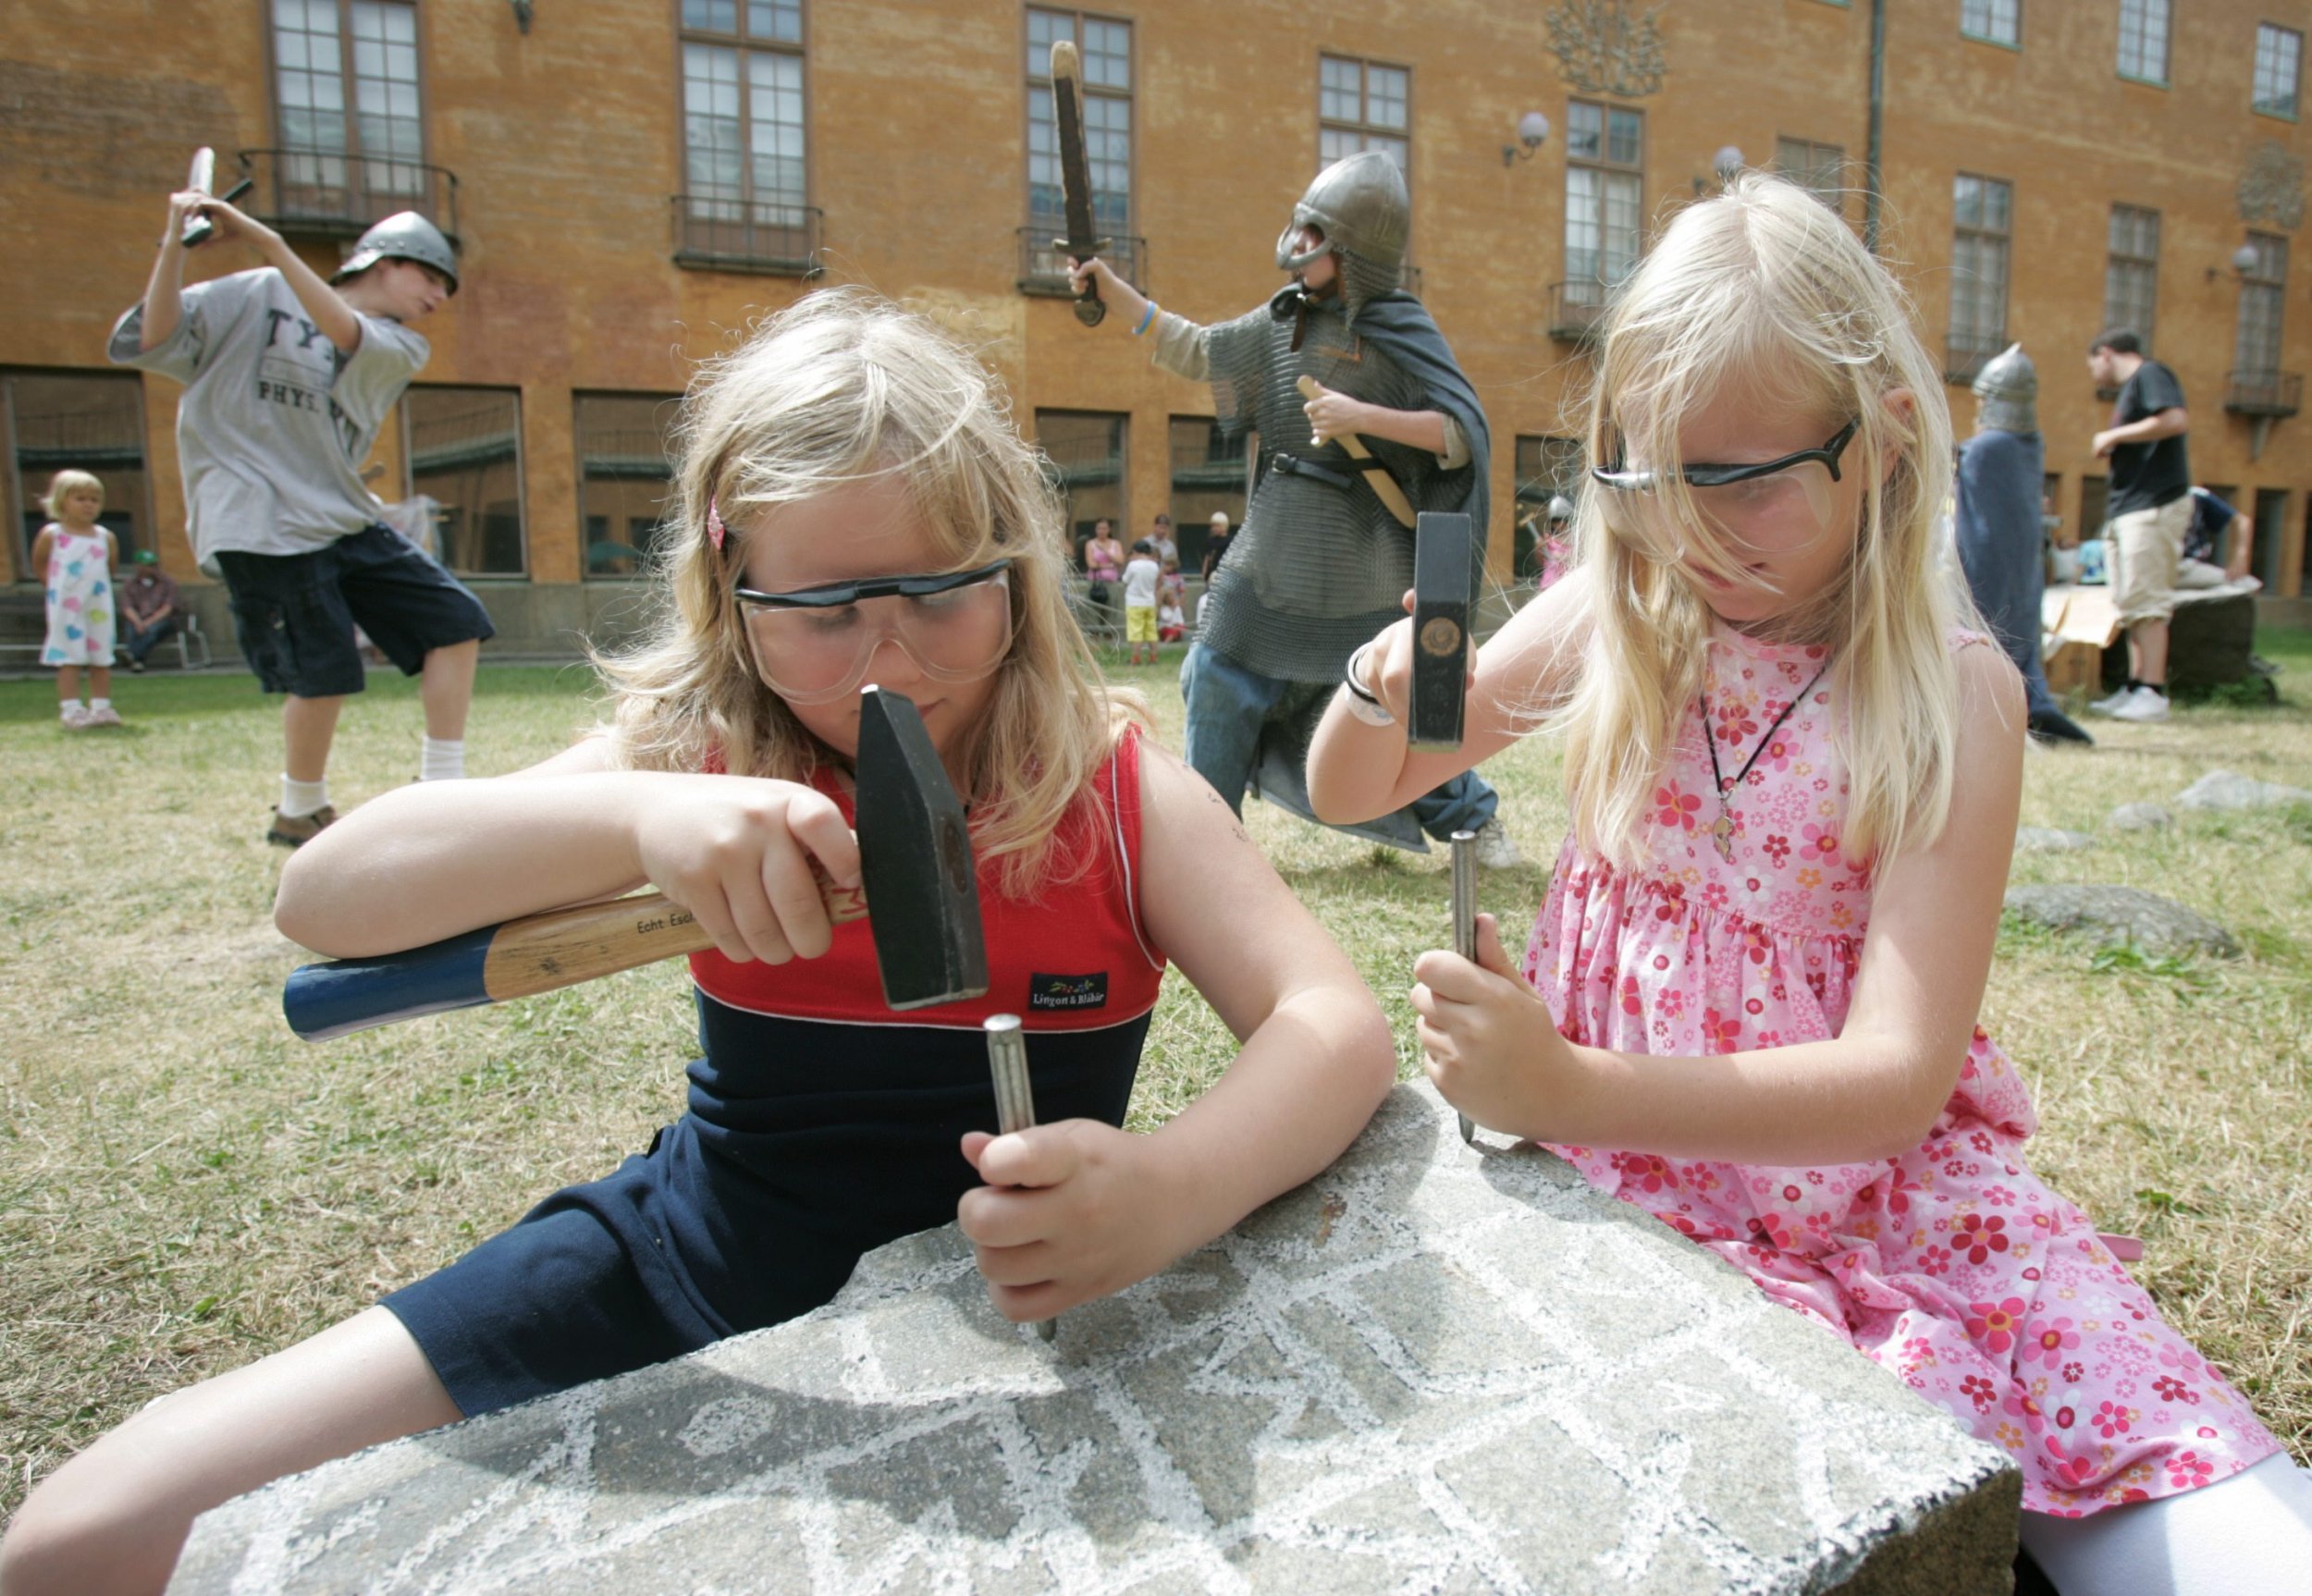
[1307,176,2310,1594]
[1158,593,1187,644]
[31,470,121,728]
[0,292,1394,1596]
[1158,550,1187,614]
[1122,535,1161,665]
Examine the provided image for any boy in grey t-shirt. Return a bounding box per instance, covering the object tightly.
[110,190,493,845]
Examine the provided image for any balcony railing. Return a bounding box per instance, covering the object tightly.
[1944,338,2001,386]
[672,198,824,277]
[1018,227,1146,298]
[2224,368,2302,418]
[234,149,458,241]
[1547,280,1611,344]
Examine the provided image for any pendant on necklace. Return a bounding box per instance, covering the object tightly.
[1712,807,1737,862]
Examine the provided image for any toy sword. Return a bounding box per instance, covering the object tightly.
[281,688,988,1039]
[1049,40,1108,326]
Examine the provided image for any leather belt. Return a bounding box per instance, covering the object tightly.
[1268,451,1356,492]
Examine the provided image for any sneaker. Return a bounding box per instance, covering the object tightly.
[2107,686,2171,723]
[128,657,145,673]
[2088,684,2136,716]
[267,804,338,848]
[58,704,91,730]
[82,705,123,728]
[1471,816,1525,869]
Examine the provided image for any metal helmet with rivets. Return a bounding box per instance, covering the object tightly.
[1274,151,1410,285]
[333,211,460,294]
[1970,342,2037,433]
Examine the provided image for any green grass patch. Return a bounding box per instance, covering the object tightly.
[1,643,2307,1516]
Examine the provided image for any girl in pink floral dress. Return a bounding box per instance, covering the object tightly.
[1308,176,2309,1594]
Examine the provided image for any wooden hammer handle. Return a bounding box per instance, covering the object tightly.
[1296,375,1419,528]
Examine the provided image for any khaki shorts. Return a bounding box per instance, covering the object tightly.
[2109,497,2191,626]
[1125,604,1157,643]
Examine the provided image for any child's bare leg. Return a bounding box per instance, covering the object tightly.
[55,666,79,706]
[0,1307,460,1596]
[90,666,112,699]
[281,694,345,783]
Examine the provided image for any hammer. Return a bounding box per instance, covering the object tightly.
[281,687,990,1039]
[1408,510,1475,754]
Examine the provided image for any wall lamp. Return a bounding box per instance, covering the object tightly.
[2208,239,2264,281]
[1692,144,1745,193]
[1502,111,1551,166]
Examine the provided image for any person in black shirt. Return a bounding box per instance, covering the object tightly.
[2085,328,2190,723]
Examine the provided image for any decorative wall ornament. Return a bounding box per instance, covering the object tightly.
[1546,0,1667,100]
[2237,141,2304,230]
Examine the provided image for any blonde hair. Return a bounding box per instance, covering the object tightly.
[1557,174,1967,869]
[41,470,103,518]
[596,289,1132,897]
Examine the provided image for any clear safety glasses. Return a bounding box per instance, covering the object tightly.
[1588,419,1860,563]
[733,559,1016,705]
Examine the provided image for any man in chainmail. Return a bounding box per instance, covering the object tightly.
[1955,343,2092,746]
[1069,151,1519,864]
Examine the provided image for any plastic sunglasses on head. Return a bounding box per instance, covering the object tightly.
[733,559,1017,704]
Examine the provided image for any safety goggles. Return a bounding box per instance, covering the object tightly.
[1589,419,1860,560]
[733,558,1015,705]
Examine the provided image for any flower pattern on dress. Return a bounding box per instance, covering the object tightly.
[1519,624,2281,1516]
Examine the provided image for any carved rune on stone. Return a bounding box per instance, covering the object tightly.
[1546,0,1667,99]
[2237,141,2304,230]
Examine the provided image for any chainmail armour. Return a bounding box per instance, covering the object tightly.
[1164,289,1444,681]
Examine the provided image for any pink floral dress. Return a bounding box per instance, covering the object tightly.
[1523,623,2281,1515]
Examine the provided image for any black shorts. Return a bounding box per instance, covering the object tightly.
[214,526,495,698]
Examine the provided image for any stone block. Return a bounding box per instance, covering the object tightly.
[170,1084,2017,1595]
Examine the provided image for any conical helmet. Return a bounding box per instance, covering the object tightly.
[334,211,460,293]
[1971,342,2036,433]
[1274,151,1410,281]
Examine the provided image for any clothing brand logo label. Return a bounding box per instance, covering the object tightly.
[1028,972,1109,1011]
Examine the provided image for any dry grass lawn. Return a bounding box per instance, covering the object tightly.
[3,634,2308,1521]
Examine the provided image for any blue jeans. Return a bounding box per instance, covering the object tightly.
[1179,641,1497,841]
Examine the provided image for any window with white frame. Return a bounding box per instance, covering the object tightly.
[1318,55,1409,175]
[2104,204,2159,353]
[1949,173,2011,376]
[1961,0,2019,47]
[2117,0,2170,84]
[270,0,424,201]
[1567,101,1642,296]
[1027,9,1130,238]
[2255,23,2302,118]
[680,0,808,241]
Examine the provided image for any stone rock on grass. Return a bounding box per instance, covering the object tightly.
[2108,803,2172,832]
[2002,883,2238,958]
[169,1083,2020,1596]
[2174,769,2312,812]
[2013,828,2097,854]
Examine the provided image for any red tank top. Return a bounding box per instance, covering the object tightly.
[689,726,1166,1032]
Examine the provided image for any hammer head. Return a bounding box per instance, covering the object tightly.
[855,687,990,1010]
[1408,511,1476,752]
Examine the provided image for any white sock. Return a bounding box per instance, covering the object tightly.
[60,703,80,721]
[280,775,330,819]
[90,697,111,712]
[2020,1451,2312,1596]
[420,736,465,781]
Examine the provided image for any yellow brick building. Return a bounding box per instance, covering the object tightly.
[5,0,2308,653]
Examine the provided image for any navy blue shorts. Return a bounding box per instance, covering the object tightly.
[382,1002,1147,1418]
[214,525,494,698]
